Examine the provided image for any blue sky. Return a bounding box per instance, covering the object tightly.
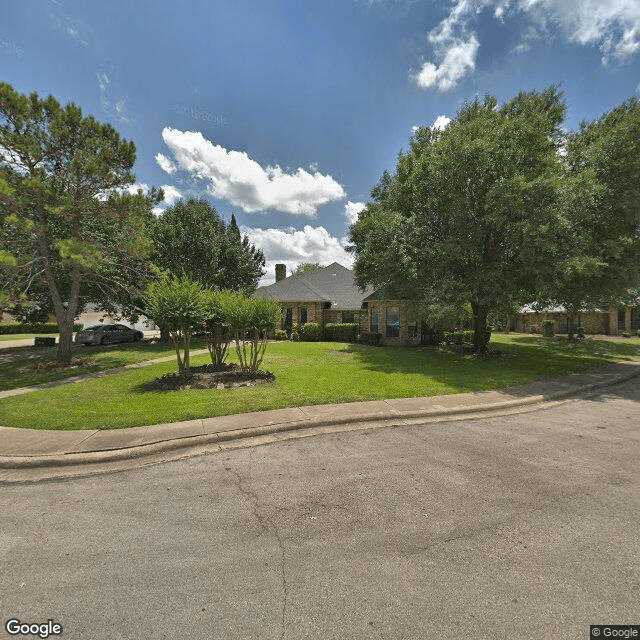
[3,0,640,284]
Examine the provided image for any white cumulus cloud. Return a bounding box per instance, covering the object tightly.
[241,225,354,285]
[432,115,452,130]
[155,153,177,175]
[161,185,182,205]
[413,0,640,90]
[345,201,366,225]
[414,35,480,91]
[159,128,346,216]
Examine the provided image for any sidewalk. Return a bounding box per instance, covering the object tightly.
[1,360,639,478]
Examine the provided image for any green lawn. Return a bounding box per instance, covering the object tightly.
[0,338,209,392]
[1,334,638,431]
[0,333,50,342]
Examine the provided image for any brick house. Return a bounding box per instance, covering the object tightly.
[515,303,640,335]
[253,263,422,346]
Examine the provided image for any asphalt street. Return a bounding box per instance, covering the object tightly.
[1,378,639,640]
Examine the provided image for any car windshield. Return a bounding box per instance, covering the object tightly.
[84,325,106,331]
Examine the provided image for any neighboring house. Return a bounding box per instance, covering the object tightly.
[252,263,422,346]
[515,303,640,335]
[254,262,640,342]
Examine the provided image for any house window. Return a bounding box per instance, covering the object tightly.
[370,309,379,333]
[618,308,626,330]
[299,307,308,324]
[342,312,355,324]
[632,307,640,331]
[386,307,400,337]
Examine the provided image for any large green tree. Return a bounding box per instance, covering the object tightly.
[0,82,160,362]
[149,199,265,294]
[291,262,322,276]
[349,87,566,352]
[540,97,640,335]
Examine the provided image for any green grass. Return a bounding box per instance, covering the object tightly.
[0,333,48,342]
[0,338,208,392]
[0,334,638,431]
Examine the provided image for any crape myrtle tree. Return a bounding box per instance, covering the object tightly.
[149,200,265,295]
[148,200,265,341]
[203,288,233,368]
[539,97,640,337]
[144,275,208,377]
[349,87,566,352]
[224,294,281,374]
[0,82,161,363]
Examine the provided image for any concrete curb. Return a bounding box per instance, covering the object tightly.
[2,361,638,471]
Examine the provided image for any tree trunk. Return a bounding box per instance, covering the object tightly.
[56,315,75,364]
[567,312,576,341]
[160,325,170,342]
[471,303,490,353]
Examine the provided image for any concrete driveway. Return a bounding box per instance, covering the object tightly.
[1,378,639,639]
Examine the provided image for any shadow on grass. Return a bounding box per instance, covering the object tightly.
[343,336,640,401]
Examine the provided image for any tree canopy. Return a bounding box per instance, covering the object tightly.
[291,262,322,276]
[0,82,160,362]
[149,199,265,295]
[349,87,566,351]
[540,96,640,333]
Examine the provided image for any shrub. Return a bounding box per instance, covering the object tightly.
[0,322,83,335]
[622,331,631,338]
[359,331,381,346]
[274,329,288,340]
[541,320,554,337]
[324,323,359,342]
[298,322,322,341]
[576,326,586,339]
[443,330,474,345]
[421,327,444,346]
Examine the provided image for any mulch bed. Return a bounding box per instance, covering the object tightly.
[19,357,100,373]
[148,363,275,391]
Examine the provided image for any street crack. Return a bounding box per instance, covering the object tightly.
[227,468,289,640]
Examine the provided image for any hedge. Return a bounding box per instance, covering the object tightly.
[324,323,359,342]
[443,330,475,345]
[359,331,381,346]
[298,322,323,341]
[0,322,83,335]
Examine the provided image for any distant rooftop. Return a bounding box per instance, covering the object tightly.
[253,262,375,310]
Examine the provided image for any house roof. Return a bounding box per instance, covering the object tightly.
[253,262,375,310]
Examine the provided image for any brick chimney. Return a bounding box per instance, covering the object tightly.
[275,264,286,282]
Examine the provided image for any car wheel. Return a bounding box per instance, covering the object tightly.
[134,332,142,341]
[100,336,110,345]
